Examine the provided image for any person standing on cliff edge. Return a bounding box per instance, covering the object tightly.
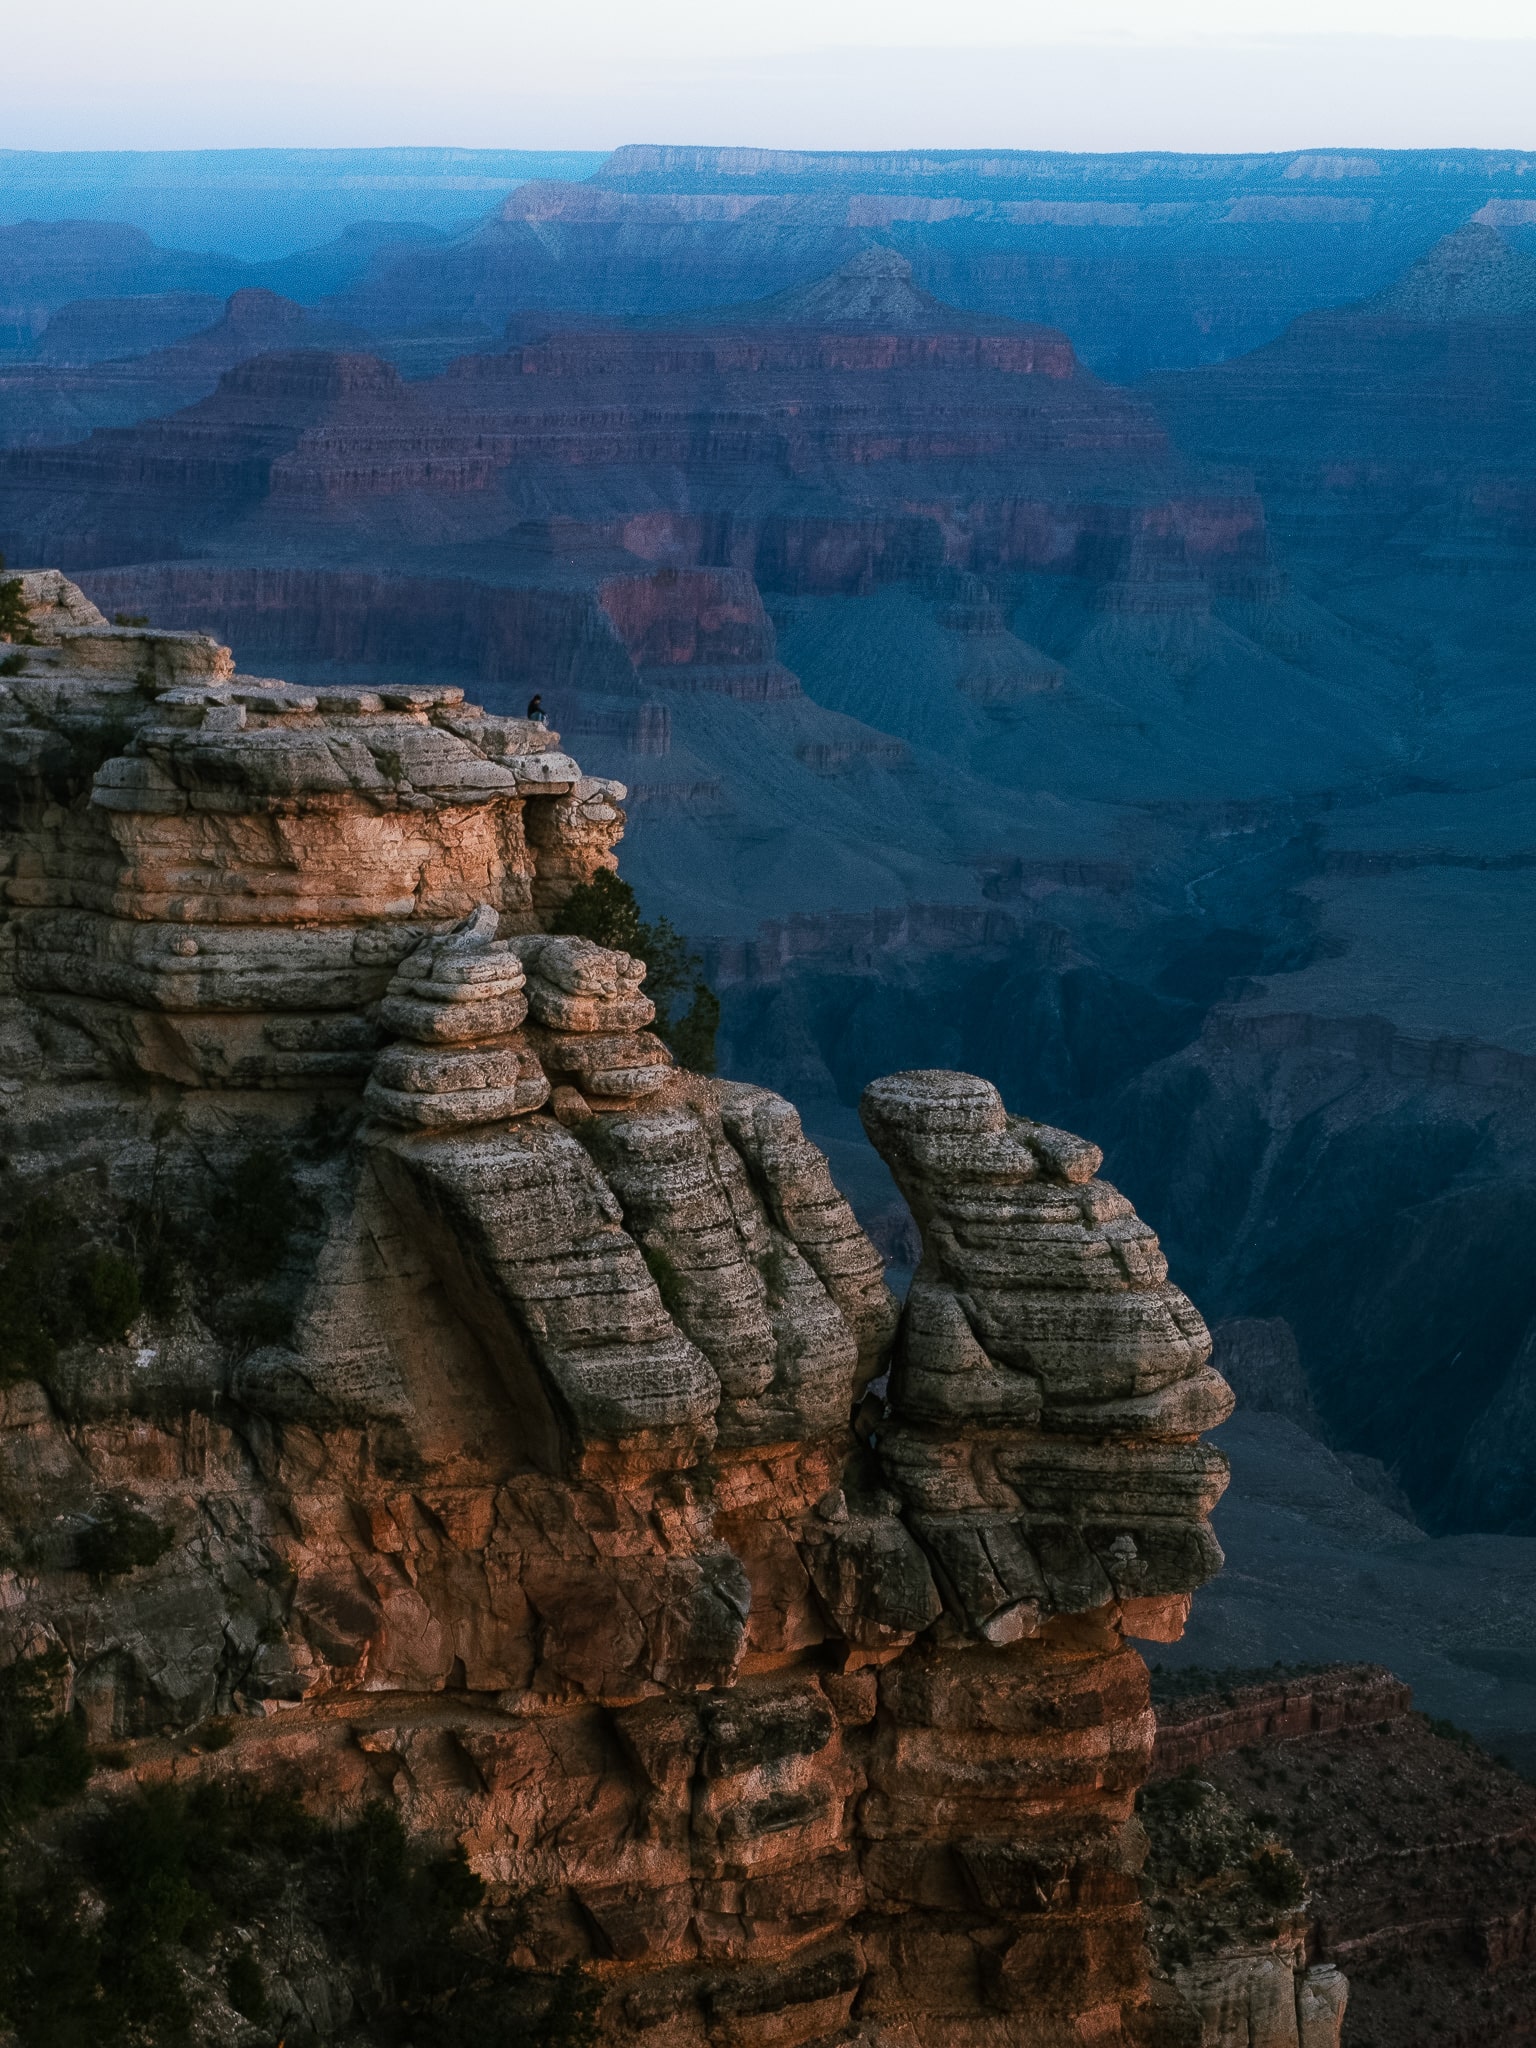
[526,693,547,726]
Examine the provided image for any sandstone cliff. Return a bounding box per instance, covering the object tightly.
[0,575,1234,2045]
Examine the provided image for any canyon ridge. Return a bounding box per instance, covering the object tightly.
[0,572,1331,2047]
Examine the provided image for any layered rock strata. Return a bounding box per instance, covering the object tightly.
[0,259,1266,593]
[2,569,620,1090]
[1151,1666,1412,1778]
[0,576,1232,2046]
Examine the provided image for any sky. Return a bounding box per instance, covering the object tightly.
[7,0,1536,151]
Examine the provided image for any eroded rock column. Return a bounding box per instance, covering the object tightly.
[857,1068,1234,2048]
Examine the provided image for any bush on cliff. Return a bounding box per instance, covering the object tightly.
[0,1649,91,1840]
[127,1137,330,1354]
[1138,1770,1309,1967]
[0,1651,94,2032]
[0,1780,600,2048]
[551,870,719,1073]
[0,1200,142,1378]
[0,556,33,646]
[75,1495,174,1579]
[209,1143,321,1286]
[143,1139,328,1351]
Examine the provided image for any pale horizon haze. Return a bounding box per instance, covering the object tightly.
[6,0,1536,153]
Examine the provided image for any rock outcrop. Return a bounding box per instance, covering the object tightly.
[1150,1665,1412,1778]
[0,576,1233,2045]
[1145,222,1536,564]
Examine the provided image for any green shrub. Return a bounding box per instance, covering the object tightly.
[209,1144,316,1285]
[81,1252,141,1340]
[76,1498,173,1579]
[0,1202,144,1378]
[303,1800,595,2044]
[0,1202,69,1374]
[177,1141,327,1350]
[130,1203,184,1320]
[225,1948,267,2022]
[0,565,33,646]
[552,870,719,1073]
[1248,1842,1306,1908]
[550,867,645,953]
[0,1778,600,2048]
[666,980,721,1074]
[1140,1769,1315,1970]
[0,1649,91,1839]
[0,652,25,678]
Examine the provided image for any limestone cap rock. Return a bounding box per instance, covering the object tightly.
[861,1068,1007,1138]
[860,1068,1105,1199]
[1,566,109,639]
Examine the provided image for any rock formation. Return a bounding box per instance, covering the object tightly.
[1145,221,1536,562]
[1146,1667,1536,2048]
[0,574,1234,2044]
[0,290,373,452]
[0,258,1264,582]
[1150,1665,1412,1778]
[326,147,1536,383]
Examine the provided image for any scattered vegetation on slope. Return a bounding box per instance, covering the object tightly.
[0,1649,91,1838]
[0,1652,599,2048]
[75,1495,174,1579]
[133,1136,330,1351]
[0,1199,142,1379]
[1151,1671,1536,2047]
[1,1123,346,1384]
[1138,1770,1307,1971]
[1147,1659,1325,1707]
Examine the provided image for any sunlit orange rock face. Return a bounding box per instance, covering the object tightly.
[0,576,1230,2046]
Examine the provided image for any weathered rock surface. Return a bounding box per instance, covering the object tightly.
[1151,1664,1412,1778]
[861,1070,1231,1649]
[0,579,1232,2044]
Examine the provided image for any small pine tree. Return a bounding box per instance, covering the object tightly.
[0,554,31,646]
[0,582,29,645]
[668,982,721,1074]
[551,868,644,955]
[551,871,719,1074]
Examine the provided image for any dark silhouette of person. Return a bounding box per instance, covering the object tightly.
[526,693,547,725]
